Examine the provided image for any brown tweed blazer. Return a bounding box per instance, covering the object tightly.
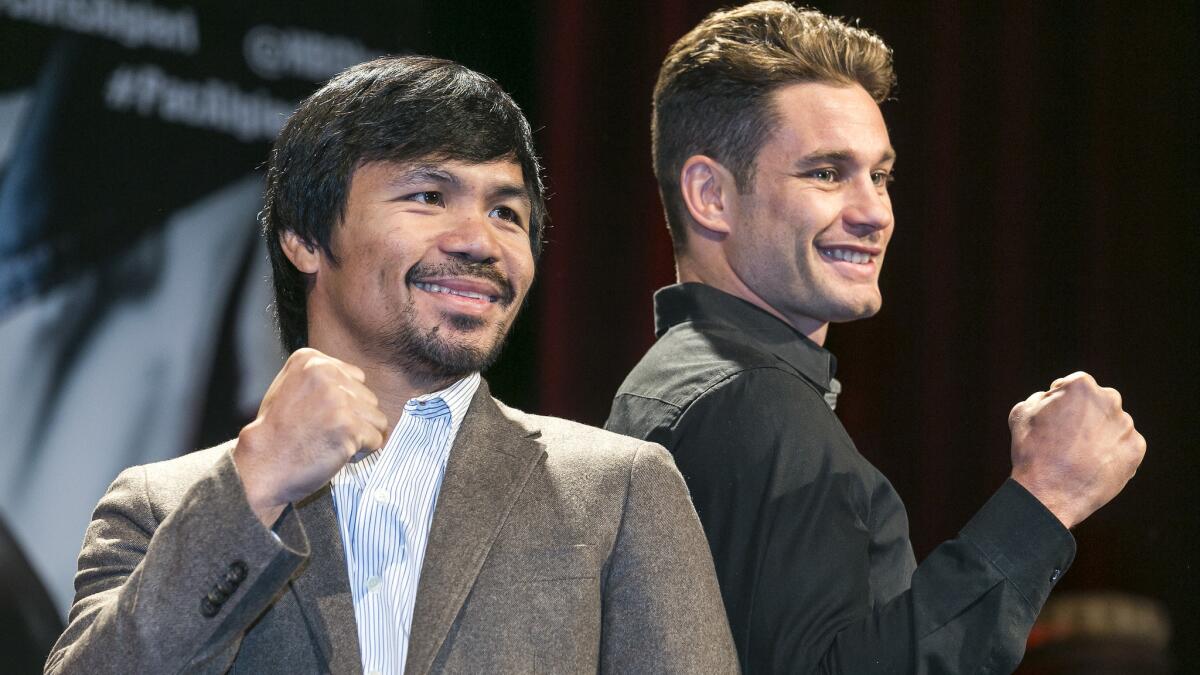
[45,381,737,673]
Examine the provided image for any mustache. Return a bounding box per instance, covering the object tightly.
[405,260,517,305]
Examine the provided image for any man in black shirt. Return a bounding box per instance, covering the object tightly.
[606,3,1146,673]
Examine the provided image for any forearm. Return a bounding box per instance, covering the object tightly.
[755,480,1075,674]
[45,451,308,674]
[908,479,1074,673]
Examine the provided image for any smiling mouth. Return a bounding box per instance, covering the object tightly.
[819,247,874,265]
[412,281,499,303]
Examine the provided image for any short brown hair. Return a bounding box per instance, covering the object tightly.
[653,2,895,250]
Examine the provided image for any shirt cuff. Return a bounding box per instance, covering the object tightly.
[959,478,1077,613]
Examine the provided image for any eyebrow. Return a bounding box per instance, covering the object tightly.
[387,165,461,189]
[489,183,533,209]
[794,148,897,168]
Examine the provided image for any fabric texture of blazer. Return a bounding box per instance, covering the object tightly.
[46,381,738,674]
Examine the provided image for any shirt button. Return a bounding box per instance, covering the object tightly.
[366,576,382,592]
[1050,568,1062,583]
[374,488,390,503]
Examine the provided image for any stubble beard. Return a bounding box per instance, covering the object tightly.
[800,270,884,325]
[372,300,512,388]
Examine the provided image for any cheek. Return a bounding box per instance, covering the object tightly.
[763,193,826,242]
[505,242,536,288]
[376,265,392,294]
[342,246,410,301]
[881,223,896,246]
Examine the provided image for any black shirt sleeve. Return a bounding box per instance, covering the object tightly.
[661,368,1075,674]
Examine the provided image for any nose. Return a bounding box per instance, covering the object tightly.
[438,211,501,263]
[842,176,893,236]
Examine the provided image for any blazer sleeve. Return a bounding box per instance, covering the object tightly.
[45,449,309,674]
[599,442,740,674]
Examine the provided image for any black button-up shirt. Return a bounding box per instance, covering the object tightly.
[606,283,1075,674]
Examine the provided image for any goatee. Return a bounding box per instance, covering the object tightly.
[377,301,511,385]
[371,259,519,385]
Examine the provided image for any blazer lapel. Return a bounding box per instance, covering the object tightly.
[403,382,546,675]
[288,485,363,674]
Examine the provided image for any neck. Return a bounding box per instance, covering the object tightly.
[366,364,464,429]
[676,253,830,346]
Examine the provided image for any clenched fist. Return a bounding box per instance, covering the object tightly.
[1009,371,1146,529]
[233,348,390,526]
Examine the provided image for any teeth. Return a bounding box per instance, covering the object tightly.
[821,248,871,265]
[414,282,494,301]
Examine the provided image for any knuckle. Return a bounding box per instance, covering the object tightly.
[305,367,332,391]
[1062,371,1094,391]
[1103,386,1122,409]
[308,359,345,384]
[290,347,319,364]
[1009,402,1025,420]
[332,407,359,432]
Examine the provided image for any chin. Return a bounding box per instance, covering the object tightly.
[828,298,882,323]
[373,306,510,380]
[442,312,490,332]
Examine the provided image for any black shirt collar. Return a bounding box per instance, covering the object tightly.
[653,283,839,395]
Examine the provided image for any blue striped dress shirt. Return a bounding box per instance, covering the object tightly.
[330,372,480,675]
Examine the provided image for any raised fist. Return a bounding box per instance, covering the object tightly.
[233,348,390,525]
[1009,371,1146,529]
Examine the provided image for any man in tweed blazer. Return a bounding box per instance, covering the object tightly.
[46,56,737,674]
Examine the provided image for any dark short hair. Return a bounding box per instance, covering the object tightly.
[262,55,547,352]
[653,2,895,251]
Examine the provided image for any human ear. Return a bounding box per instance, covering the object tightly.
[280,230,321,274]
[679,155,736,237]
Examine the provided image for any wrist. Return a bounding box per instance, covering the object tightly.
[1010,472,1080,529]
[233,424,289,527]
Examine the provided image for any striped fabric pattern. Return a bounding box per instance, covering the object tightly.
[330,372,480,675]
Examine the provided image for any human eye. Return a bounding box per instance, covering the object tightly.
[807,168,839,183]
[871,170,895,188]
[489,205,525,228]
[406,191,444,206]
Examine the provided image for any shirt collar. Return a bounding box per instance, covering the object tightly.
[653,283,839,395]
[333,372,481,489]
[404,371,480,441]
